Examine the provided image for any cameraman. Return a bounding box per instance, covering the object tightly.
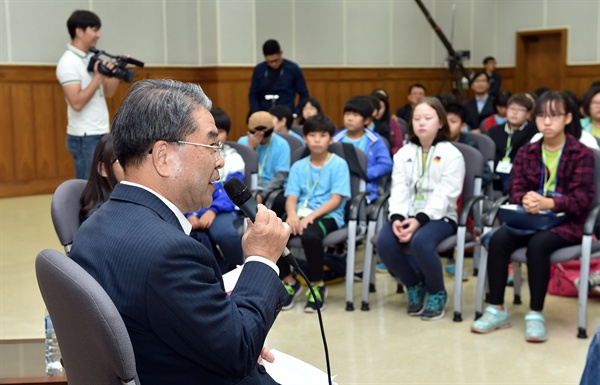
[56,10,120,180]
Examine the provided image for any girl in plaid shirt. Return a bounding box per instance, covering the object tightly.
[471,91,595,342]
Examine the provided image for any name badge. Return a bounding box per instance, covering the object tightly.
[411,194,426,213]
[297,206,314,218]
[496,159,513,174]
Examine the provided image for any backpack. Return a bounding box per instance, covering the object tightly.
[548,259,600,297]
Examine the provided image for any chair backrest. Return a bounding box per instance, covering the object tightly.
[277,133,304,158]
[51,179,87,255]
[226,141,259,190]
[35,249,139,385]
[463,132,495,168]
[591,149,600,206]
[451,141,485,204]
[290,124,304,137]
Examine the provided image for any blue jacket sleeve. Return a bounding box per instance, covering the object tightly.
[367,139,393,181]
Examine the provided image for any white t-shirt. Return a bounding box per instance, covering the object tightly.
[56,44,110,136]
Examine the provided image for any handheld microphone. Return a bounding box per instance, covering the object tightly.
[223,177,299,269]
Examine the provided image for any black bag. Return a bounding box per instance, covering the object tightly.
[498,204,566,236]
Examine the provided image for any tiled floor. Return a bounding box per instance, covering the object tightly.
[1,194,598,383]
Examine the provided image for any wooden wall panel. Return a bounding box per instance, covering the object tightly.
[0,63,596,198]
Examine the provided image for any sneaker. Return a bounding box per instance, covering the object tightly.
[471,305,511,333]
[444,264,468,281]
[525,312,548,342]
[574,270,600,295]
[281,280,301,310]
[406,285,426,316]
[507,264,514,287]
[421,291,447,321]
[376,262,389,274]
[304,285,327,313]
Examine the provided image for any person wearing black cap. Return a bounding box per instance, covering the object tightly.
[249,39,309,117]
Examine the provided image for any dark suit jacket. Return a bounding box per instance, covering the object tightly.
[464,95,495,130]
[71,183,286,385]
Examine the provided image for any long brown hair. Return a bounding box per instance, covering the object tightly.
[79,134,119,220]
[407,96,451,145]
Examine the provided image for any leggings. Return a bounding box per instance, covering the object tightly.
[279,216,338,282]
[487,227,575,311]
[377,219,456,294]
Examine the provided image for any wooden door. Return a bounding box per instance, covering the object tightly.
[515,29,567,93]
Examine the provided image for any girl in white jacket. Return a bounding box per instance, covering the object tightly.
[377,97,465,320]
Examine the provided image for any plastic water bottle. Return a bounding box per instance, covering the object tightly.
[44,310,64,376]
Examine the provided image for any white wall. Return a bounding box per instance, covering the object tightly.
[0,0,598,66]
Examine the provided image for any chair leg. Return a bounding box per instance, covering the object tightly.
[452,226,467,322]
[577,236,593,339]
[474,226,492,319]
[512,262,522,305]
[345,221,357,311]
[361,221,377,311]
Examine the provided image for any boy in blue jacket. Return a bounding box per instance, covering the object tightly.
[333,95,393,202]
[187,108,245,272]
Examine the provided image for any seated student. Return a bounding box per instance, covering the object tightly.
[481,91,511,132]
[580,86,600,137]
[80,133,124,221]
[238,111,291,214]
[333,96,393,202]
[464,70,495,132]
[365,94,392,146]
[298,97,324,126]
[372,90,403,155]
[376,97,465,321]
[279,114,351,312]
[186,108,245,273]
[471,91,595,342]
[488,93,537,194]
[270,105,304,144]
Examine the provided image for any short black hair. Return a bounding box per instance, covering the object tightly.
[344,96,373,120]
[210,108,231,134]
[303,114,335,137]
[535,86,551,98]
[262,39,281,56]
[508,93,534,112]
[445,102,467,123]
[582,86,600,117]
[269,105,293,129]
[436,93,458,109]
[470,70,490,86]
[494,90,512,107]
[408,83,427,94]
[483,56,496,65]
[67,10,101,39]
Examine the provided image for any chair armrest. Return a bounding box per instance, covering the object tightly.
[378,174,392,196]
[583,204,600,236]
[263,188,284,210]
[367,191,391,221]
[457,194,486,227]
[483,195,510,227]
[348,191,371,221]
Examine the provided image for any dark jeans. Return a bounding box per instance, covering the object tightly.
[580,325,600,385]
[377,219,455,294]
[66,134,104,180]
[487,227,575,311]
[279,216,338,283]
[207,212,244,270]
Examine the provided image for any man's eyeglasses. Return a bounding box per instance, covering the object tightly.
[177,140,223,160]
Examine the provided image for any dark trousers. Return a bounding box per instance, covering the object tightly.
[279,216,338,283]
[487,227,575,311]
[377,219,455,294]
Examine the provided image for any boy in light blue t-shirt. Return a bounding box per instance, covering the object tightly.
[281,114,351,313]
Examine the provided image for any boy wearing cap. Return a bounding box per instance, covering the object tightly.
[248,39,309,116]
[238,111,291,213]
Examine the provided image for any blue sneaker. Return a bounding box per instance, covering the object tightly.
[444,264,468,281]
[406,285,426,316]
[376,262,389,274]
[471,305,511,333]
[525,312,547,342]
[421,291,447,321]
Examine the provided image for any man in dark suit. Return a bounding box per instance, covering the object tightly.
[464,70,495,131]
[70,79,291,385]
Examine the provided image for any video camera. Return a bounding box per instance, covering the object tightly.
[87,48,144,83]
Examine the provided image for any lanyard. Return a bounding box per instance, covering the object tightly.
[539,141,565,195]
[504,133,513,160]
[416,145,435,193]
[257,141,271,178]
[303,153,331,207]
